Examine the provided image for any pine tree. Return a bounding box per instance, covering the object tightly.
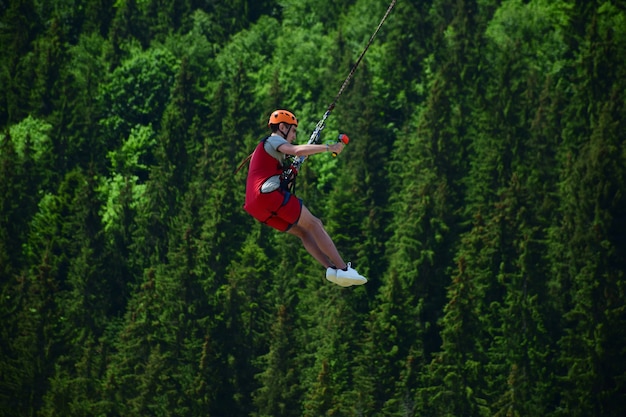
[302,359,346,417]
[354,272,428,415]
[547,2,626,415]
[448,1,574,413]
[56,32,109,172]
[28,16,65,118]
[253,303,301,417]
[324,64,392,289]
[0,131,30,280]
[39,333,109,417]
[2,168,109,416]
[423,214,495,417]
[108,0,148,61]
[484,177,558,417]
[100,264,189,417]
[300,289,367,417]
[0,0,42,126]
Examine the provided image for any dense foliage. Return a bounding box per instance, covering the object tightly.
[1,0,625,416]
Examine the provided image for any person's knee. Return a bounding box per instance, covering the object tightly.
[299,206,328,233]
[303,214,325,232]
[287,223,302,237]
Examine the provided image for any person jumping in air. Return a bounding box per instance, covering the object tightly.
[243,109,367,287]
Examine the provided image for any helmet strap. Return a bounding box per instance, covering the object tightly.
[279,123,292,139]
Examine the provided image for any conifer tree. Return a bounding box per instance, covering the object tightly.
[39,333,108,417]
[376,0,485,403]
[108,0,148,59]
[58,32,109,172]
[397,0,492,414]
[0,118,58,416]
[0,133,37,416]
[28,17,65,118]
[253,301,301,417]
[482,178,557,416]
[2,0,626,415]
[0,132,29,279]
[0,0,42,126]
[546,3,626,416]
[324,65,392,288]
[301,360,338,417]
[422,211,500,416]
[101,259,199,417]
[355,271,427,415]
[38,169,113,416]
[81,0,115,36]
[143,0,189,42]
[3,168,109,416]
[300,289,367,416]
[448,2,574,414]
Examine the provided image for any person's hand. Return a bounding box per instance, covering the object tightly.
[328,142,345,155]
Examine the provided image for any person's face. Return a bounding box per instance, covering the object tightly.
[281,123,297,143]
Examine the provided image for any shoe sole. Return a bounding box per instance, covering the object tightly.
[326,269,368,287]
[335,276,367,287]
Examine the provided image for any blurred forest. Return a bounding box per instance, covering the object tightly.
[1,0,625,416]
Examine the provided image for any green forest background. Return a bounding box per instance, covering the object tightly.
[1,0,625,416]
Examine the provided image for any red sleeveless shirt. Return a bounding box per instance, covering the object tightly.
[243,138,302,231]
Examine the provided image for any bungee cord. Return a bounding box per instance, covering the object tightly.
[292,0,397,171]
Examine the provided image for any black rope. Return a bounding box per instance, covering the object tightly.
[328,0,397,112]
[294,0,397,169]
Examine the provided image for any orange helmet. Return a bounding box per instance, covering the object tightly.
[268,109,298,127]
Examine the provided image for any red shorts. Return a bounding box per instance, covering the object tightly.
[244,190,302,232]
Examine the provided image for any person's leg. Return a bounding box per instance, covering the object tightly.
[286,204,367,286]
[287,205,347,270]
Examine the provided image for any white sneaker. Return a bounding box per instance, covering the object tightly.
[326,267,340,285]
[326,267,358,287]
[335,263,367,286]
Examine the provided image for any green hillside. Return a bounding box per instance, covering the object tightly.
[1,0,625,416]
